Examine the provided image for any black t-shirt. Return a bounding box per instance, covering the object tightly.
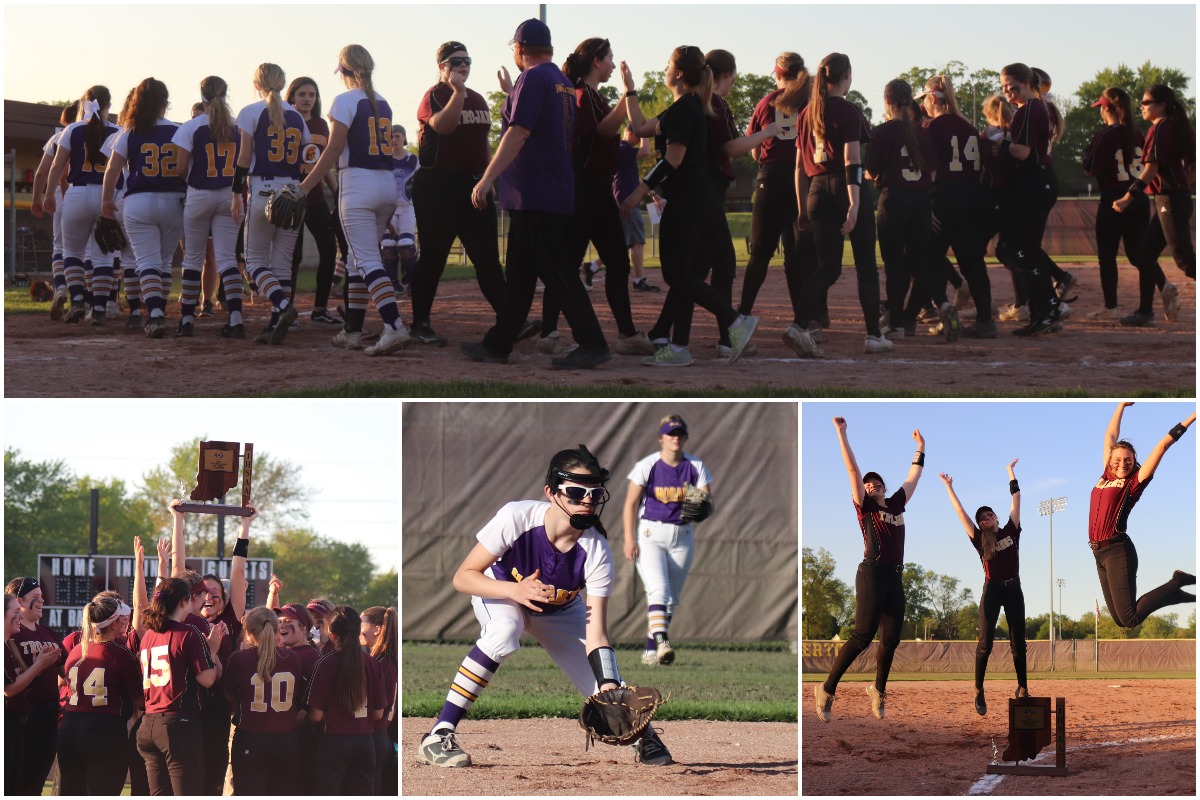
[655,93,713,201]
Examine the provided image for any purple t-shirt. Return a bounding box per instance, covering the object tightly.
[329,89,394,171]
[62,120,120,186]
[234,100,310,179]
[498,62,575,213]
[855,488,907,565]
[627,452,713,525]
[612,141,643,204]
[172,113,239,190]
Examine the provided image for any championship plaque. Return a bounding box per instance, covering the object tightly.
[176,441,254,516]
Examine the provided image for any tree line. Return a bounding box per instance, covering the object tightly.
[4,444,397,611]
[803,547,1196,642]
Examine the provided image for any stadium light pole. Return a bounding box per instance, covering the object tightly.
[1056,578,1066,641]
[1040,497,1068,671]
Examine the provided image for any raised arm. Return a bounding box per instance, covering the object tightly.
[156,537,170,588]
[833,417,865,506]
[132,536,148,635]
[170,500,186,577]
[229,505,256,620]
[900,429,926,502]
[266,572,282,610]
[939,473,975,537]
[1007,458,1021,529]
[1138,411,1196,482]
[1104,402,1133,469]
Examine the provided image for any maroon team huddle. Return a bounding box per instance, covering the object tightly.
[3,502,397,796]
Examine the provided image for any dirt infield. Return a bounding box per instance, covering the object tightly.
[403,716,797,796]
[4,262,1195,397]
[801,678,1195,795]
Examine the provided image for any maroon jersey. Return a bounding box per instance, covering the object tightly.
[1082,125,1145,192]
[864,120,937,189]
[58,628,137,708]
[373,655,397,732]
[140,620,213,714]
[854,488,907,566]
[1089,468,1152,543]
[8,624,63,706]
[970,518,1021,582]
[305,649,382,735]
[926,114,984,184]
[288,643,322,691]
[224,647,303,733]
[63,640,142,717]
[573,84,618,175]
[4,642,34,716]
[708,93,740,186]
[301,116,330,204]
[417,83,492,174]
[798,96,871,177]
[1141,118,1191,193]
[748,89,799,165]
[1009,99,1054,168]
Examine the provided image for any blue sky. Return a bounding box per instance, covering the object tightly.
[4,399,400,574]
[802,401,1198,622]
[5,3,1194,137]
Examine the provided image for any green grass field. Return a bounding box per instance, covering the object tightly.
[404,641,797,722]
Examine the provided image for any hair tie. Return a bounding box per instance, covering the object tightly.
[152,591,163,601]
[82,99,100,118]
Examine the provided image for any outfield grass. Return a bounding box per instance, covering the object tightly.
[403,641,797,722]
[802,670,1195,681]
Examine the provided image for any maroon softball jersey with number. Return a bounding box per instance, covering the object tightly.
[854,488,907,566]
[798,95,871,177]
[573,84,618,175]
[224,646,304,733]
[926,114,984,183]
[304,649,382,735]
[1009,99,1054,168]
[1089,468,1152,543]
[864,119,938,189]
[63,640,142,716]
[8,624,63,706]
[970,518,1022,582]
[373,655,397,732]
[139,620,213,714]
[747,89,797,166]
[417,83,492,174]
[1082,125,1145,192]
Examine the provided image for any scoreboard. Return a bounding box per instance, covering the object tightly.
[37,553,273,641]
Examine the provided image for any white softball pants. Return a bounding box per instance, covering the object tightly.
[244,176,300,287]
[634,519,696,615]
[61,184,105,292]
[123,192,185,276]
[339,167,394,279]
[182,186,239,276]
[52,185,64,255]
[471,594,599,697]
[387,202,416,246]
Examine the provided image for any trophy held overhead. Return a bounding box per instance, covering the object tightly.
[177,441,255,517]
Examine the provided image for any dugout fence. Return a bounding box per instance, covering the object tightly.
[802,639,1195,673]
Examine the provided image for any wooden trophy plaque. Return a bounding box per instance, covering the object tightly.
[986,696,1068,776]
[176,441,254,516]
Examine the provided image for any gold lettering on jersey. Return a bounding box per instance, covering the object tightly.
[994,536,1015,553]
[800,641,843,657]
[460,110,490,125]
[877,510,904,526]
[654,486,687,504]
[19,640,54,656]
[509,568,579,606]
[1095,478,1127,489]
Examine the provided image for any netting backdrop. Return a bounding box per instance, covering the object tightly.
[402,402,798,643]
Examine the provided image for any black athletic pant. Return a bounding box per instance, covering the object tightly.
[1093,535,1193,628]
[1094,190,1148,310]
[739,163,801,316]
[823,560,906,694]
[311,732,376,796]
[543,170,637,337]
[657,194,739,347]
[410,170,507,326]
[16,702,57,795]
[1132,191,1196,314]
[878,186,935,328]
[5,709,25,796]
[998,165,1059,324]
[200,689,231,795]
[931,181,993,323]
[976,579,1028,691]
[483,210,607,357]
[801,175,882,336]
[372,729,395,796]
[230,728,298,796]
[57,713,130,795]
[137,711,204,796]
[128,714,150,797]
[290,195,339,309]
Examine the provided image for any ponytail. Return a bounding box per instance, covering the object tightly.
[671,46,714,117]
[1146,83,1196,168]
[80,594,123,660]
[811,53,851,144]
[143,577,189,633]
[563,39,611,88]
[364,606,398,667]
[771,52,811,116]
[339,45,379,118]
[200,76,234,144]
[884,79,927,175]
[127,78,169,136]
[327,606,368,715]
[254,63,288,134]
[80,85,112,170]
[243,607,280,685]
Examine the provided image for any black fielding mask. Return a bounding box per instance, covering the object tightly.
[547,444,611,532]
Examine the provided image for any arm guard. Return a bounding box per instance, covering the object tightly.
[643,159,676,190]
[844,164,864,186]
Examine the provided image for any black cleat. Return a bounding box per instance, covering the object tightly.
[632,727,673,766]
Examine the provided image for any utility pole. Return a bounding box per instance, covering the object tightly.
[1040,497,1068,670]
[1056,578,1066,641]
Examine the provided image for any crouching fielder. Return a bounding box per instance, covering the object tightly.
[813,417,924,722]
[419,445,672,768]
[940,459,1027,716]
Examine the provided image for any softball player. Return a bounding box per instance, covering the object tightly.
[101,78,186,337]
[940,460,1027,716]
[224,607,303,796]
[622,415,712,665]
[298,44,411,356]
[419,445,672,768]
[57,595,144,795]
[3,578,64,795]
[42,86,119,324]
[275,601,323,791]
[173,75,245,337]
[304,605,384,794]
[362,606,399,796]
[4,592,35,797]
[813,418,925,722]
[1113,84,1195,326]
[29,103,79,316]
[1090,403,1196,628]
[384,124,420,292]
[233,62,310,344]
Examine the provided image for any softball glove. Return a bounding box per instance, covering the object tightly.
[29,279,54,302]
[579,685,663,749]
[264,184,307,230]
[93,215,128,255]
[680,482,713,523]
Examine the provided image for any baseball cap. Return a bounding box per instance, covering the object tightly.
[1090,95,1113,109]
[510,18,551,47]
[276,603,313,627]
[437,41,468,64]
[863,471,885,487]
[659,421,688,437]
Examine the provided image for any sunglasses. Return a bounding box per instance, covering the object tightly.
[1140,99,1160,106]
[558,484,609,503]
[442,57,472,68]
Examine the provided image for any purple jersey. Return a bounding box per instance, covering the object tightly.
[498,62,575,213]
[970,518,1021,582]
[476,500,614,613]
[612,141,643,204]
[109,121,187,195]
[172,114,239,190]
[627,452,713,524]
[62,120,121,186]
[1082,125,1144,192]
[235,100,309,179]
[392,152,419,204]
[855,488,907,565]
[1089,467,1152,543]
[329,89,394,171]
[864,119,938,189]
[926,114,984,184]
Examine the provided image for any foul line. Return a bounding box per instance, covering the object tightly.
[966,732,1196,795]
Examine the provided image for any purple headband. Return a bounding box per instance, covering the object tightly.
[659,421,688,437]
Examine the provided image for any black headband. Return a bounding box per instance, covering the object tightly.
[17,577,39,598]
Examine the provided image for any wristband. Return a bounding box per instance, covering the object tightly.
[1169,423,1187,441]
[232,165,249,193]
[912,451,924,467]
[587,646,622,688]
[1130,178,1147,194]
[1010,479,1020,495]
[643,159,676,190]
[845,164,864,186]
[1000,140,1012,158]
[625,89,638,99]
[232,538,249,558]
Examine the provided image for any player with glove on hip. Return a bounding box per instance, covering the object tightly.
[622,414,713,667]
[418,445,671,768]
